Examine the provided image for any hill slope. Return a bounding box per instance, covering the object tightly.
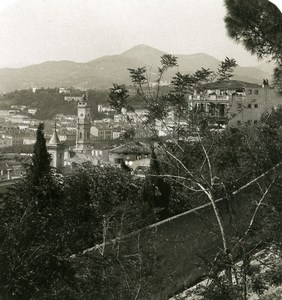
[0,45,271,93]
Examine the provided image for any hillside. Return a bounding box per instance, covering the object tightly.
[0,45,272,93]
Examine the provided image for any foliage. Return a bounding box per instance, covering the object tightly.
[143,146,171,220]
[0,157,156,298]
[108,53,282,299]
[108,84,130,113]
[0,88,110,120]
[28,122,51,185]
[224,0,282,93]
[0,115,153,299]
[224,0,282,63]
[273,65,282,94]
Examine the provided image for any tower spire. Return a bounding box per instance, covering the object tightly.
[47,123,65,169]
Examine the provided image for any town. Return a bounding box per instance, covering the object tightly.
[0,0,281,299]
[1,78,281,183]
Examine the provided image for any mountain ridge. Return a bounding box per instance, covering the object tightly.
[0,45,273,93]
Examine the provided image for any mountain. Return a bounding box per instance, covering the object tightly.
[0,45,272,93]
[256,61,277,76]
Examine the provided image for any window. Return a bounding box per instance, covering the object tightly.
[254,104,258,108]
[255,90,259,95]
[237,120,241,126]
[79,132,82,138]
[247,120,252,125]
[237,103,242,109]
[114,158,123,164]
[248,104,252,109]
[248,90,252,95]
[254,120,258,125]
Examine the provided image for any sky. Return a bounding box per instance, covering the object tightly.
[0,0,281,69]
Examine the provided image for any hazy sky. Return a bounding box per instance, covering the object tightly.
[0,0,281,68]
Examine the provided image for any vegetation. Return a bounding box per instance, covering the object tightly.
[0,55,282,299]
[0,123,155,299]
[224,0,282,93]
[108,54,282,298]
[224,0,282,63]
[0,87,148,121]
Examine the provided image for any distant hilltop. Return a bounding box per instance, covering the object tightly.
[0,44,275,93]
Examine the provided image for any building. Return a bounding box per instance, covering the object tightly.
[91,124,113,140]
[0,136,12,148]
[75,95,91,154]
[59,87,70,94]
[23,136,36,145]
[109,141,150,167]
[64,96,82,102]
[27,108,37,115]
[97,104,116,113]
[114,108,149,123]
[58,129,76,144]
[47,126,65,169]
[0,155,30,181]
[1,131,23,148]
[187,80,282,128]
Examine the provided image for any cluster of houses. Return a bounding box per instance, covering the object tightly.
[0,79,281,182]
[46,97,151,176]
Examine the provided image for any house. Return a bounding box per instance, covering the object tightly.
[0,137,12,148]
[0,155,30,181]
[109,141,151,168]
[59,87,70,94]
[91,124,113,140]
[27,108,37,115]
[23,136,36,145]
[113,108,149,124]
[58,129,76,144]
[91,142,113,163]
[1,131,23,147]
[98,104,116,113]
[64,96,82,102]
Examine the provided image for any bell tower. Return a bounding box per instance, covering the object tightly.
[47,124,65,169]
[75,94,91,154]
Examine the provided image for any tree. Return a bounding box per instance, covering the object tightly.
[29,122,51,185]
[0,156,155,299]
[108,54,282,298]
[143,146,171,220]
[224,0,282,63]
[224,0,282,93]
[0,123,75,299]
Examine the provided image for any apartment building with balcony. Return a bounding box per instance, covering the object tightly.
[187,80,282,127]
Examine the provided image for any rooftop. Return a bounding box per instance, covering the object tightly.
[205,80,262,90]
[48,129,61,145]
[110,141,150,154]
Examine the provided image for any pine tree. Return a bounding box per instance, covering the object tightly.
[224,0,282,94]
[224,0,282,63]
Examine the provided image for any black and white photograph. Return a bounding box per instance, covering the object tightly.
[0,0,281,299]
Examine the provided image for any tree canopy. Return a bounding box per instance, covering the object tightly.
[224,0,282,64]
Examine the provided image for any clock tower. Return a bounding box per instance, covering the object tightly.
[75,94,91,154]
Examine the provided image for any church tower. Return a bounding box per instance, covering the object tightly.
[47,124,65,169]
[75,94,91,154]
